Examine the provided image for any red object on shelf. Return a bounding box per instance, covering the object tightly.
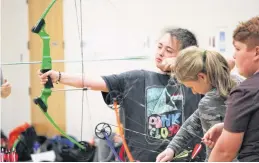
[9,151,18,162]
[4,150,10,162]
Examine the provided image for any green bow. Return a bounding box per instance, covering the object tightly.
[31,0,85,150]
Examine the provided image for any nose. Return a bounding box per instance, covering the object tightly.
[158,48,165,57]
[233,53,236,59]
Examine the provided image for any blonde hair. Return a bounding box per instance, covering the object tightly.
[173,46,236,97]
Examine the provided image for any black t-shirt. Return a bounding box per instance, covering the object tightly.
[224,73,259,162]
[101,70,204,161]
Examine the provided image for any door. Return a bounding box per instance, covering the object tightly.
[28,0,66,137]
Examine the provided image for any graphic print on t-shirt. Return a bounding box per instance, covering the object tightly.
[146,85,184,140]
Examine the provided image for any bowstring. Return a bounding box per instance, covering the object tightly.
[79,0,85,143]
[74,0,92,142]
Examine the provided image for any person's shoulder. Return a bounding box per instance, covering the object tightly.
[115,69,155,82]
[199,89,225,109]
[230,73,245,85]
[140,69,167,75]
[231,73,259,94]
[123,69,143,75]
[102,69,145,83]
[107,69,144,77]
[228,75,259,107]
[140,69,172,79]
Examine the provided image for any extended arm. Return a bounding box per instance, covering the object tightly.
[39,70,108,92]
[167,109,202,155]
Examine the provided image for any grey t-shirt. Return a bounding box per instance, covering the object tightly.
[101,70,204,161]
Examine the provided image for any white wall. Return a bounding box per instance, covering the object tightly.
[1,0,258,141]
[1,0,30,135]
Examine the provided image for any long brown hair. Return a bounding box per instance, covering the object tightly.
[173,46,236,97]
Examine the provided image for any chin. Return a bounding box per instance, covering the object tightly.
[155,63,162,70]
[238,71,248,78]
[237,69,245,76]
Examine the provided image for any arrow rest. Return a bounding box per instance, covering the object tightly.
[105,90,124,110]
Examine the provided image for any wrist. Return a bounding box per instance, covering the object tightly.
[167,146,177,156]
[56,71,62,84]
[217,123,224,128]
[216,123,224,132]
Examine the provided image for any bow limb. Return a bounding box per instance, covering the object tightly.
[43,111,85,149]
[31,0,85,150]
[113,99,134,162]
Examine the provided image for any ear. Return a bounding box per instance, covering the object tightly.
[254,46,259,61]
[256,46,259,56]
[197,72,207,81]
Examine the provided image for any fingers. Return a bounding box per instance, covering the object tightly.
[160,61,172,72]
[156,153,165,162]
[202,139,215,149]
[39,75,49,85]
[1,83,11,98]
[203,132,212,140]
[226,57,235,70]
[40,70,52,78]
[161,58,176,72]
[37,69,43,76]
[2,82,10,87]
[202,129,218,149]
[1,85,11,92]
[38,70,53,85]
[159,156,171,162]
[156,149,174,162]
[2,80,10,87]
[40,79,48,85]
[208,141,215,149]
[163,64,172,72]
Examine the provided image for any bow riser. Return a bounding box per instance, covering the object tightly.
[33,29,53,112]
